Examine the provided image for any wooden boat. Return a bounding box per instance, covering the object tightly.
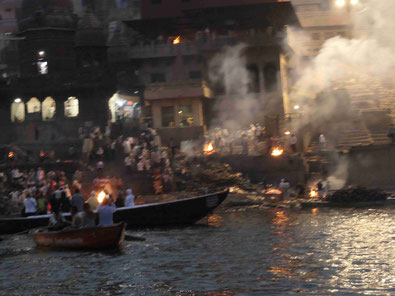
[0,189,229,234]
[32,222,126,250]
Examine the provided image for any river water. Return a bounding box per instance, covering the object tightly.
[0,207,394,296]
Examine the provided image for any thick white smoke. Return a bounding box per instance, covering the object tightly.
[291,0,395,117]
[208,44,261,130]
[290,0,395,188]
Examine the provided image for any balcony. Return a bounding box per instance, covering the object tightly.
[129,32,281,59]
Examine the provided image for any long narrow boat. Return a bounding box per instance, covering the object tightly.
[0,189,229,234]
[32,222,126,250]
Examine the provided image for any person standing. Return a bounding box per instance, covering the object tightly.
[317,180,324,199]
[88,191,99,211]
[290,134,297,153]
[71,188,85,212]
[125,189,135,207]
[279,179,290,200]
[23,194,37,217]
[319,134,326,150]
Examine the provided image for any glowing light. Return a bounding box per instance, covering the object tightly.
[266,188,282,195]
[284,131,291,135]
[38,50,45,57]
[309,189,319,198]
[178,110,183,114]
[203,142,215,155]
[97,191,106,203]
[8,151,14,158]
[14,98,22,103]
[293,105,300,110]
[336,0,345,7]
[350,0,359,5]
[173,36,181,44]
[271,147,284,157]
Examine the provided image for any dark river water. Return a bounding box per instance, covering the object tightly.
[0,207,394,296]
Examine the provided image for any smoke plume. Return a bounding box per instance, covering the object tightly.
[208,44,260,130]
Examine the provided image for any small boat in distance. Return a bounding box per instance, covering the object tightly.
[32,222,126,250]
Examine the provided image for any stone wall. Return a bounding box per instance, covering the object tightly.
[348,144,395,189]
[217,154,307,186]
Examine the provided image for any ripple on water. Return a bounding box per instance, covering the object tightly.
[0,208,394,295]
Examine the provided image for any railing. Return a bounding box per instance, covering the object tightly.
[129,33,280,59]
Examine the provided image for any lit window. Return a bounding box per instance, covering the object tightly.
[38,61,48,74]
[64,97,79,117]
[11,99,25,122]
[178,105,193,126]
[42,97,56,121]
[26,97,41,113]
[37,50,48,74]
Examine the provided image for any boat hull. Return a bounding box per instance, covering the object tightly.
[114,189,229,227]
[32,223,125,250]
[0,190,229,234]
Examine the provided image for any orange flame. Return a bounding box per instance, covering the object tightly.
[203,142,215,155]
[8,151,14,158]
[173,36,181,44]
[266,188,282,195]
[271,147,284,157]
[97,191,106,203]
[309,189,319,198]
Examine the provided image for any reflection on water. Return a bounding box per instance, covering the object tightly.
[0,207,394,295]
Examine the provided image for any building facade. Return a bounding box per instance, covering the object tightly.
[125,0,299,143]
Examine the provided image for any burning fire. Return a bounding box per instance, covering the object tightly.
[203,142,215,155]
[309,189,319,198]
[8,151,14,158]
[265,188,282,195]
[97,191,106,203]
[173,36,181,44]
[271,147,284,157]
[284,131,291,135]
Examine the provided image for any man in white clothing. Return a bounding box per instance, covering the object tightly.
[24,195,37,217]
[125,189,135,207]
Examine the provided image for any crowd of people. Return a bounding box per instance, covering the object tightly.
[204,124,301,156]
[120,132,174,195]
[0,165,137,220]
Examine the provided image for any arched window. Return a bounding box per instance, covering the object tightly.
[64,97,79,117]
[26,97,41,113]
[11,99,25,122]
[42,96,56,121]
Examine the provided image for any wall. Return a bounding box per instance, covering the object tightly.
[150,97,203,128]
[217,154,307,185]
[348,144,395,189]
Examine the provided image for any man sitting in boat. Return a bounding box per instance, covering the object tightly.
[72,203,96,228]
[97,196,116,226]
[48,207,70,231]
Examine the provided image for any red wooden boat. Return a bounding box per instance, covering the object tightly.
[32,222,126,250]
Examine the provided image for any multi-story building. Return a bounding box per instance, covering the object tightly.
[291,0,353,58]
[0,0,22,77]
[124,0,299,143]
